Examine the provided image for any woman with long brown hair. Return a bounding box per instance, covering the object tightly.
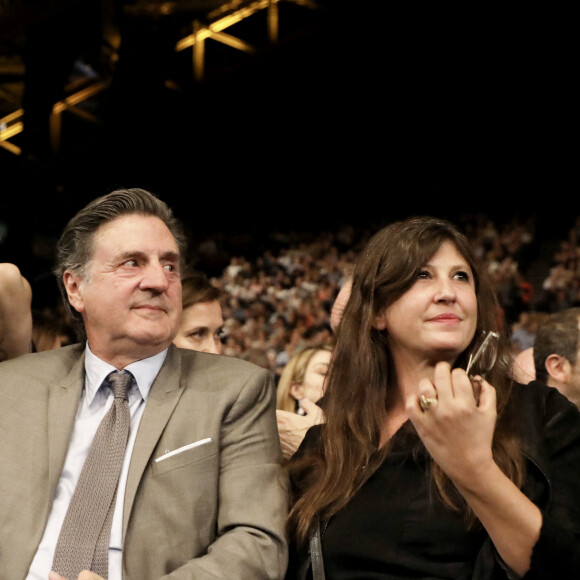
[285,216,580,579]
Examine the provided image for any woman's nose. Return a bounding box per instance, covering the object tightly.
[202,337,222,354]
[433,279,457,302]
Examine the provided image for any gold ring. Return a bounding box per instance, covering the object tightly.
[419,395,438,412]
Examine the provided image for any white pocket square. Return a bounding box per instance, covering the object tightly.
[155,437,212,462]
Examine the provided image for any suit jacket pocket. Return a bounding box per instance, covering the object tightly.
[152,439,217,476]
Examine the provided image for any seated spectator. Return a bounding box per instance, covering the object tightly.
[173,271,225,354]
[275,275,352,458]
[533,307,580,408]
[32,308,75,352]
[276,345,331,459]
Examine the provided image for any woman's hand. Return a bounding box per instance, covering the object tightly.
[406,360,497,489]
[406,360,541,577]
[276,399,324,459]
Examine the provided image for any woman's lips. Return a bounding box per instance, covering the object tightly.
[429,314,461,322]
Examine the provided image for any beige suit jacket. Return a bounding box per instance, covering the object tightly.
[0,344,288,579]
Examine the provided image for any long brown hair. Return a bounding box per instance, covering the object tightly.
[287,216,524,544]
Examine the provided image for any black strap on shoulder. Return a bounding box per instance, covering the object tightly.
[309,516,326,580]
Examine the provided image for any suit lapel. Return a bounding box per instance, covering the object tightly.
[123,346,184,533]
[47,354,86,495]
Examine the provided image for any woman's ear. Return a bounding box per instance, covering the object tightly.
[289,383,304,401]
[373,311,388,330]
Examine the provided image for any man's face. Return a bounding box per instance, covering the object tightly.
[546,318,580,409]
[64,214,182,363]
[563,322,580,407]
[566,361,580,400]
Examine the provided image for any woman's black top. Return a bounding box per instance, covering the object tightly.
[321,421,485,579]
[285,381,580,580]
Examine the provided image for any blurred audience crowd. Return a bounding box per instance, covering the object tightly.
[5,212,580,373]
[537,215,580,312]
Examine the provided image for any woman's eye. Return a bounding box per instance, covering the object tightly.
[417,269,431,279]
[454,270,470,281]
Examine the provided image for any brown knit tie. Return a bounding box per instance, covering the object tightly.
[52,370,132,579]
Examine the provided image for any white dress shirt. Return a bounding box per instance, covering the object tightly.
[27,344,167,580]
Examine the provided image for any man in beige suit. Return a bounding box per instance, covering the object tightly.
[0,188,288,580]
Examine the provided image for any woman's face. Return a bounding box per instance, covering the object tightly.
[378,241,477,365]
[290,349,332,404]
[173,300,224,354]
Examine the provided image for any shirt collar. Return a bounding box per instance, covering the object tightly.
[84,342,168,405]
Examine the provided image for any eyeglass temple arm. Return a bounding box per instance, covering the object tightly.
[466,331,500,376]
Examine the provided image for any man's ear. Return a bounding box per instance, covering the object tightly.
[545,354,572,384]
[63,271,85,314]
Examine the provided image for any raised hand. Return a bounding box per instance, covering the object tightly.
[276,398,324,459]
[406,361,497,486]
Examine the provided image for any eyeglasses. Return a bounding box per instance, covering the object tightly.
[466,330,499,378]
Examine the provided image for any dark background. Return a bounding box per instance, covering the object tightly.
[0,3,576,271]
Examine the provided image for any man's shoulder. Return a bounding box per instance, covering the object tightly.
[176,347,267,372]
[0,343,84,379]
[174,347,274,388]
[512,379,580,445]
[514,379,576,409]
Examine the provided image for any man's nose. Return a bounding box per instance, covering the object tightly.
[141,261,170,291]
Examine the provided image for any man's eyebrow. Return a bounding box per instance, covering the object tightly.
[116,250,180,261]
[160,251,181,262]
[116,249,145,261]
